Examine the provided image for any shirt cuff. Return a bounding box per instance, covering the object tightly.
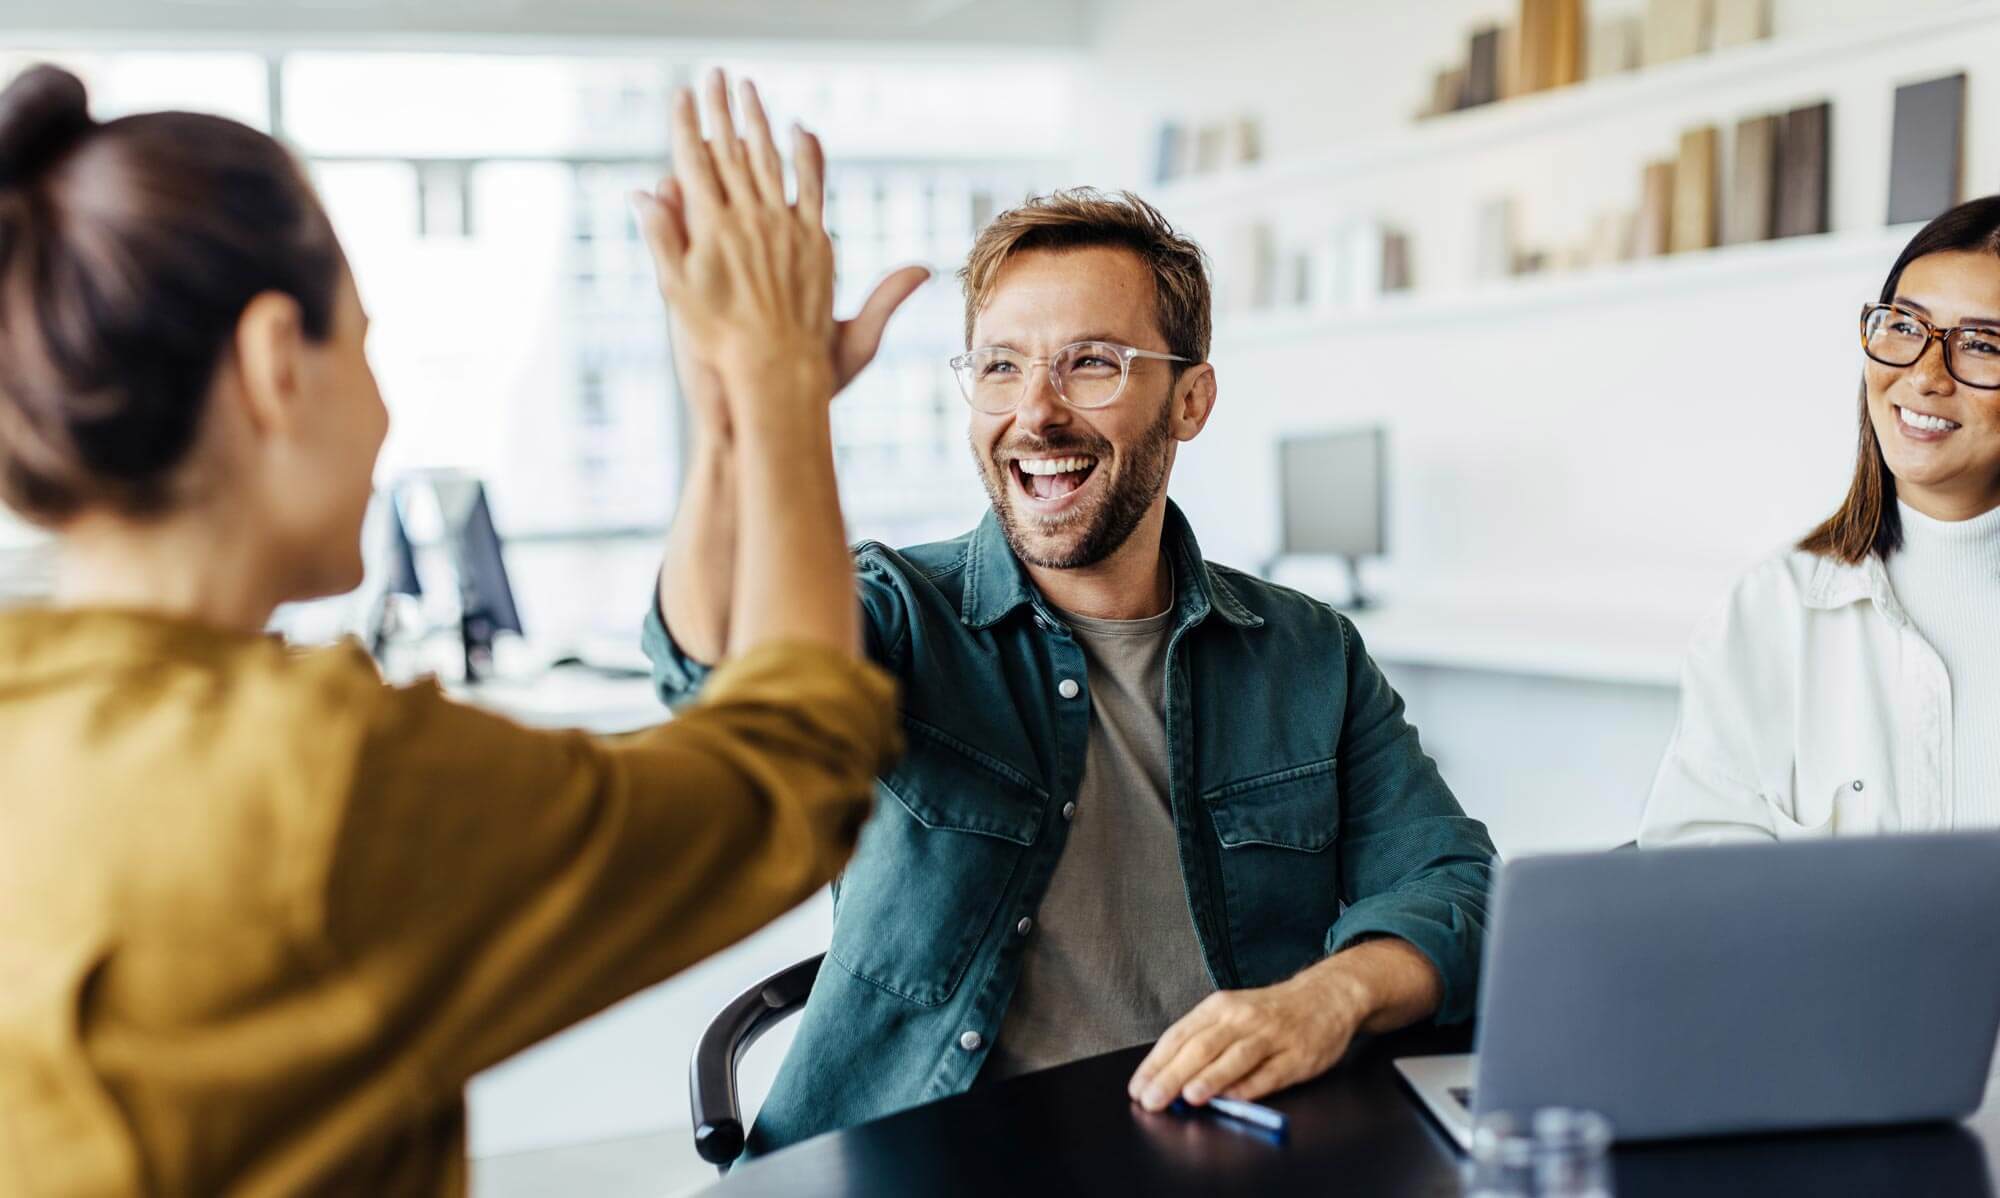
[1324,892,1483,1025]
[641,583,716,710]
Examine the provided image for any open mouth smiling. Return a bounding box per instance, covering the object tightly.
[1009,455,1100,508]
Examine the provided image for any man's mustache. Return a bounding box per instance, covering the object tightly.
[992,435,1112,463]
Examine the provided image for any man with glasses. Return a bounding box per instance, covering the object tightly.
[646,187,1496,1158]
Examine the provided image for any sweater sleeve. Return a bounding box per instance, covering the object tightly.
[317,641,900,1089]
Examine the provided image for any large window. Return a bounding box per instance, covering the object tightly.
[0,47,1073,624]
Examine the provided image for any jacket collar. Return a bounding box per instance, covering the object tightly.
[959,500,1265,632]
[1803,551,1911,628]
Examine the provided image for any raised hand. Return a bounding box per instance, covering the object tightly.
[631,72,832,408]
[633,70,865,659]
[634,76,927,422]
[832,263,931,392]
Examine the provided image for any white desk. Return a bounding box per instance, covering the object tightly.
[1343,600,1691,689]
[450,668,665,733]
[1327,599,1692,855]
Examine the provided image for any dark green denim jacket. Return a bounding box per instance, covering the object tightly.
[643,502,1496,1159]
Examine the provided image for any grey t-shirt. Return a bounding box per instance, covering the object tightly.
[982,602,1216,1081]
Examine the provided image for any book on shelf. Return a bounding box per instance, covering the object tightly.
[1170,126,1199,180]
[1288,251,1313,308]
[1466,26,1502,107]
[1253,223,1280,310]
[1311,222,1412,309]
[1345,223,1387,305]
[1152,122,1185,186]
[1587,15,1643,79]
[1518,0,1584,92]
[1437,66,1470,115]
[1642,0,1709,67]
[1230,115,1264,167]
[1194,124,1228,174]
[1635,160,1677,258]
[1588,209,1639,265]
[1710,0,1769,48]
[1312,228,1348,310]
[1886,73,1965,226]
[1382,231,1413,293]
[1476,197,1518,280]
[1498,24,1522,99]
[1670,125,1720,254]
[1725,113,1780,245]
[1774,101,1831,238]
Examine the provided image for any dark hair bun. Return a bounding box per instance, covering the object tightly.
[0,65,95,190]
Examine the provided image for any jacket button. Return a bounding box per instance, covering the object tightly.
[1057,678,1081,699]
[1017,916,1033,936]
[1061,801,1076,821]
[959,1030,983,1052]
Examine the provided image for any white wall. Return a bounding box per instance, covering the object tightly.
[1078,0,2000,853]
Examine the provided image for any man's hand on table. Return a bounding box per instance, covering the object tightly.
[1128,937,1444,1111]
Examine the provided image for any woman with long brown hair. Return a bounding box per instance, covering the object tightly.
[0,64,905,1193]
[1641,196,2000,845]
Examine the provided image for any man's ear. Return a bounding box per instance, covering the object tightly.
[1172,363,1217,442]
[229,291,307,438]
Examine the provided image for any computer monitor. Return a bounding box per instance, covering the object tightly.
[360,491,422,659]
[379,494,422,600]
[1276,427,1386,608]
[424,475,523,682]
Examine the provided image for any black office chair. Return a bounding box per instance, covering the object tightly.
[689,953,823,1171]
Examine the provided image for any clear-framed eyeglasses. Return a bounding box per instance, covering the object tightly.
[948,340,1193,415]
[1860,302,2000,390]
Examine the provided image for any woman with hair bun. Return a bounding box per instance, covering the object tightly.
[0,63,908,1194]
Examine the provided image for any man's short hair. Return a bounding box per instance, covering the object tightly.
[958,188,1212,368]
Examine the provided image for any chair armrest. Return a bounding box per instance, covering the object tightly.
[689,953,824,1167]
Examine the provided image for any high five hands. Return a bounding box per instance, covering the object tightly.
[632,69,931,431]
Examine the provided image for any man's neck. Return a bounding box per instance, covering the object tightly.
[1022,501,1174,621]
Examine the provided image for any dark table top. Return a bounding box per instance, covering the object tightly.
[702,1023,1997,1197]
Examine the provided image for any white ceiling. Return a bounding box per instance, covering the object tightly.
[1,0,1093,45]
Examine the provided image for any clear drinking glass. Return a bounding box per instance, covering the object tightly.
[1530,1107,1614,1198]
[1466,1112,1537,1198]
[1466,1108,1615,1198]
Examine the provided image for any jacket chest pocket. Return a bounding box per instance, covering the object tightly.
[1773,773,1887,838]
[827,723,1043,1007]
[1204,758,1342,983]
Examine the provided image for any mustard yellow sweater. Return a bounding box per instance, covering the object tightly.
[0,608,898,1195]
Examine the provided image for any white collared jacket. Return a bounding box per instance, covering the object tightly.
[1639,548,1957,845]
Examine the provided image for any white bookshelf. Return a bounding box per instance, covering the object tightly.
[1153,3,2000,213]
[1216,222,1920,345]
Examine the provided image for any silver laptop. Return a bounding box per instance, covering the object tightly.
[1398,833,2000,1148]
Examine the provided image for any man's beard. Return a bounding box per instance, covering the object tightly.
[975,399,1175,571]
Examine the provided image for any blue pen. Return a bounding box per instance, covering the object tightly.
[1168,1095,1290,1138]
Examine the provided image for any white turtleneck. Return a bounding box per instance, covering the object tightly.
[1885,499,2000,828]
